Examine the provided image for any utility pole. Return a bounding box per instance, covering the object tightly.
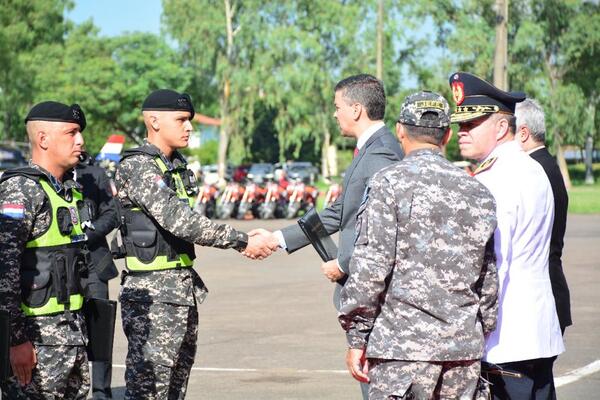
[493,0,508,90]
[376,0,383,80]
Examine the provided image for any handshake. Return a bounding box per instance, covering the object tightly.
[240,228,280,260]
[239,228,346,283]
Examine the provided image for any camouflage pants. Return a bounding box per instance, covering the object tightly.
[121,300,199,400]
[368,359,480,400]
[1,344,89,399]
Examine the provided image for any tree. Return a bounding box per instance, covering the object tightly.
[509,0,597,188]
[562,2,600,184]
[163,0,417,177]
[30,24,190,153]
[163,0,264,179]
[418,0,599,184]
[0,0,73,140]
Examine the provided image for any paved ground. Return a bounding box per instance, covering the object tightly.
[0,212,567,398]
[2,207,593,400]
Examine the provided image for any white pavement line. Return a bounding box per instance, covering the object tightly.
[111,361,600,383]
[111,364,347,374]
[555,359,600,387]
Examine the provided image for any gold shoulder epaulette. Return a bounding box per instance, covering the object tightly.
[473,157,497,175]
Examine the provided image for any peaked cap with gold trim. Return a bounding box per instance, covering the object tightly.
[448,72,526,123]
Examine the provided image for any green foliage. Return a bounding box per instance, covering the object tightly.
[25,25,190,154]
[568,162,600,186]
[186,140,219,165]
[337,149,354,176]
[0,0,73,139]
[1,0,597,168]
[413,0,598,166]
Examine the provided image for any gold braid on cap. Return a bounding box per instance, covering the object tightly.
[455,105,499,113]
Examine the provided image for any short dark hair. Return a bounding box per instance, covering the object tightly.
[334,74,385,120]
[401,112,447,145]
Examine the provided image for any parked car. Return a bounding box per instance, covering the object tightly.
[246,163,274,184]
[286,161,318,184]
[201,164,233,185]
[201,164,220,185]
[0,146,27,177]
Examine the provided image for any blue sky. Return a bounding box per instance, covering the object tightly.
[66,0,162,36]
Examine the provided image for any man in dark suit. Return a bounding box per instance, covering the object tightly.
[256,74,403,399]
[76,152,120,400]
[515,98,572,334]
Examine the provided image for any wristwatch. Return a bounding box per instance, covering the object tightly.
[232,231,249,252]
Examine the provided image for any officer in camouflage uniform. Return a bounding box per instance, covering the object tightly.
[338,91,499,400]
[0,101,90,399]
[115,89,274,400]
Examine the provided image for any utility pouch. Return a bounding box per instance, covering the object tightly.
[53,254,69,304]
[56,206,74,235]
[67,250,88,295]
[77,199,96,227]
[129,230,158,263]
[20,270,52,308]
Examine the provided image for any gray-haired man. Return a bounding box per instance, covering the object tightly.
[515,98,571,334]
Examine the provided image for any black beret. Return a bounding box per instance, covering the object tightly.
[24,101,86,131]
[448,72,526,123]
[141,89,195,118]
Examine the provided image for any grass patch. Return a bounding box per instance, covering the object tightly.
[568,184,600,214]
[568,163,600,214]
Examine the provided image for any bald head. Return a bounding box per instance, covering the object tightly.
[26,120,47,145]
[26,120,84,179]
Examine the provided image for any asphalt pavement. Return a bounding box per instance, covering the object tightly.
[90,214,600,399]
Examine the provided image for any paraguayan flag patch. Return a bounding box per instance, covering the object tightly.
[0,203,25,219]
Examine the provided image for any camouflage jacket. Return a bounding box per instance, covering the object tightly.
[115,142,242,305]
[0,164,86,346]
[338,148,498,361]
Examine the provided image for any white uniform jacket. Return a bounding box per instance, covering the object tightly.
[476,140,565,363]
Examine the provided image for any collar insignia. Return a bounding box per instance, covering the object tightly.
[473,157,497,175]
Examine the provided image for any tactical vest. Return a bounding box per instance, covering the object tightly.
[0,168,88,317]
[120,145,198,272]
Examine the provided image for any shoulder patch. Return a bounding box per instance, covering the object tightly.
[0,203,25,219]
[473,157,497,175]
[153,175,167,189]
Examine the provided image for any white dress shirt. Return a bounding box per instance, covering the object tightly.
[476,140,564,363]
[355,121,385,150]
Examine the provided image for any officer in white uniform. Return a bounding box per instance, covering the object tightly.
[448,72,564,400]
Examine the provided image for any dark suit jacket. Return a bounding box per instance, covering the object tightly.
[76,160,120,283]
[281,125,404,308]
[530,147,572,331]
